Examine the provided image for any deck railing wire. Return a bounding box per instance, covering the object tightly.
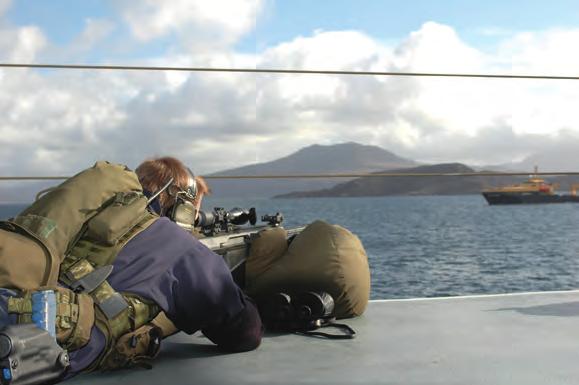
[1,62,578,180]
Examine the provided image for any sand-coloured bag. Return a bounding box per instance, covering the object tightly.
[245,227,288,283]
[246,220,371,319]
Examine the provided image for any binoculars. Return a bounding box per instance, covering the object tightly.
[258,291,335,332]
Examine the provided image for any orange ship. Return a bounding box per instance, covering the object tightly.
[482,167,579,205]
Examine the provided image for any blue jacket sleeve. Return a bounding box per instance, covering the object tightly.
[108,219,263,351]
[201,293,263,352]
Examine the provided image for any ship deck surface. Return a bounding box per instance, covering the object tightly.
[66,290,579,385]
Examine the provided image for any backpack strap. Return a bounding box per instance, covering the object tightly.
[58,211,162,354]
[150,311,179,338]
[6,287,96,351]
[296,318,356,340]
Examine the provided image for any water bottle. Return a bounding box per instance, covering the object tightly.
[31,290,56,338]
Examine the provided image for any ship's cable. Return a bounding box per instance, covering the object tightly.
[3,171,579,181]
[1,63,579,80]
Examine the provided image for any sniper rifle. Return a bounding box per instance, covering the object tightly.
[183,207,305,286]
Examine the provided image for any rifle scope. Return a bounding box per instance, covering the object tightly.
[196,207,257,235]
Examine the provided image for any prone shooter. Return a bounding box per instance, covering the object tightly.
[0,158,268,384]
[0,156,370,385]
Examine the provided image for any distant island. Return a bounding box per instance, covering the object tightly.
[273,163,489,198]
[209,142,579,199]
[272,163,579,199]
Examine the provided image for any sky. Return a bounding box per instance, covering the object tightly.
[3,0,579,188]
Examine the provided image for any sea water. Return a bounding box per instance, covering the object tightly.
[3,195,579,300]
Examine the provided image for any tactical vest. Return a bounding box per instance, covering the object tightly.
[0,161,176,370]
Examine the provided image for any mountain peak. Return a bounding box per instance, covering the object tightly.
[207,142,417,197]
[212,142,416,176]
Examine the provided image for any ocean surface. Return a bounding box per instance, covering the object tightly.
[3,195,579,300]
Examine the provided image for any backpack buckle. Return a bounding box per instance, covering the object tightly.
[67,265,114,294]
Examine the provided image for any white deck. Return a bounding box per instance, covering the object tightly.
[66,290,579,385]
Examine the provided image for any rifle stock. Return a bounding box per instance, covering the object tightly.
[198,225,306,286]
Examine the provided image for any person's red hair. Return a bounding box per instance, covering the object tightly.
[136,156,210,211]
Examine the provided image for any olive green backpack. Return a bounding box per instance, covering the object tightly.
[1,161,152,287]
[0,161,167,369]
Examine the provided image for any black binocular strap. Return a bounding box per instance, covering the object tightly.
[296,322,356,340]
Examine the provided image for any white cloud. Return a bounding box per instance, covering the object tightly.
[0,1,45,61]
[395,22,486,73]
[246,22,579,168]
[500,28,579,75]
[0,25,46,62]
[117,0,263,48]
[5,9,579,197]
[72,18,115,51]
[0,0,11,17]
[261,30,389,70]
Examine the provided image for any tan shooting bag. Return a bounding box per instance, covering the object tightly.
[246,220,371,319]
